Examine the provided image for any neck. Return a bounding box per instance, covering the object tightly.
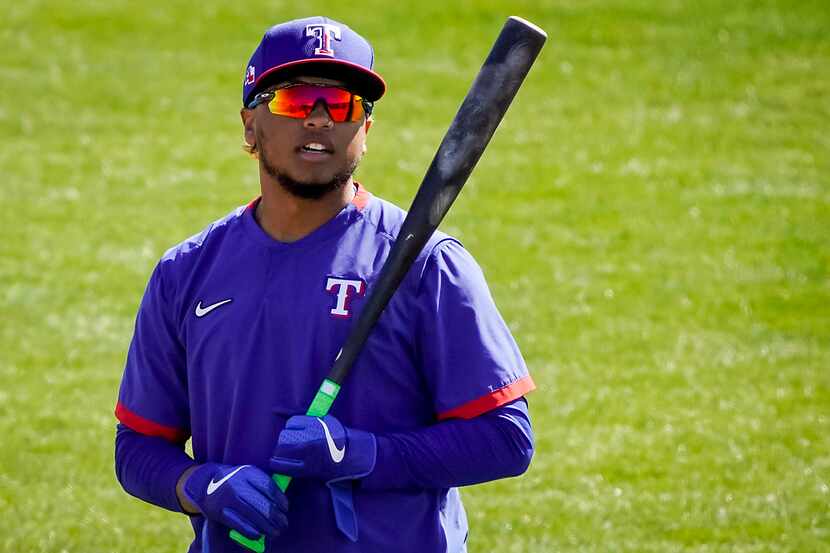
[255,173,356,243]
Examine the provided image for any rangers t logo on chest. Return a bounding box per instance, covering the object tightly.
[325,277,365,318]
[305,24,341,57]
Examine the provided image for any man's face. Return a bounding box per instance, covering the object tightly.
[242,76,372,199]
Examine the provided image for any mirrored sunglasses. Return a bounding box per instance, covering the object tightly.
[247,83,373,123]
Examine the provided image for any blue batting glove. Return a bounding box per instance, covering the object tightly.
[269,415,376,483]
[182,463,289,541]
[269,415,376,541]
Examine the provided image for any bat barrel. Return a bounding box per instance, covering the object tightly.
[327,17,546,384]
[425,16,547,218]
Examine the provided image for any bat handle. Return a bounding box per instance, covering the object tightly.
[227,379,342,551]
[226,472,289,552]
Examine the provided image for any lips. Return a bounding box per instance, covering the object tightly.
[301,142,330,153]
[296,137,334,155]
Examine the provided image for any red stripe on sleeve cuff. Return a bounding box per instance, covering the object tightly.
[437,375,536,421]
[115,402,189,443]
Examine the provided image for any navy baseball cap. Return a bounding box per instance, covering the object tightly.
[242,16,386,107]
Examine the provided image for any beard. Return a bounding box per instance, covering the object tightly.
[259,141,361,201]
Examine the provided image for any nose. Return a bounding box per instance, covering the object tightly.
[303,101,334,129]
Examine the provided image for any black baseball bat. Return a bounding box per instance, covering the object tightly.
[230,15,546,552]
[331,15,547,382]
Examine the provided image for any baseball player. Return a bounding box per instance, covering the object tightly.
[114,16,535,553]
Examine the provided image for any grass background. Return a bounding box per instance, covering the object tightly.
[1,0,828,551]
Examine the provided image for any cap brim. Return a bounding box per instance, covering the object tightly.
[247,59,386,105]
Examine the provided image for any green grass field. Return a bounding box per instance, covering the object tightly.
[1,1,828,551]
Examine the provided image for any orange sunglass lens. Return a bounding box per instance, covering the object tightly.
[268,86,363,122]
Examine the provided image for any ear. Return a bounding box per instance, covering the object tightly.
[363,116,373,134]
[241,108,256,148]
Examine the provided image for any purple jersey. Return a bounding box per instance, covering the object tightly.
[116,185,535,552]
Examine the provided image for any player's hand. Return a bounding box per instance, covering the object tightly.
[182,463,289,540]
[269,415,376,484]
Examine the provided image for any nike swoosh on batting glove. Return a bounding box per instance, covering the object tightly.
[269,415,376,541]
[268,415,376,483]
[182,463,289,540]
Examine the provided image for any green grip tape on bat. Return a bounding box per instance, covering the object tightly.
[229,379,342,551]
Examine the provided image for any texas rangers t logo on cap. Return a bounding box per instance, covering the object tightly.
[305,24,341,57]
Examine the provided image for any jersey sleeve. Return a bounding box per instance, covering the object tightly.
[416,239,535,420]
[115,261,190,443]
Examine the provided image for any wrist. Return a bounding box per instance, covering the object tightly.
[176,465,201,515]
[344,427,377,480]
[359,434,402,490]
